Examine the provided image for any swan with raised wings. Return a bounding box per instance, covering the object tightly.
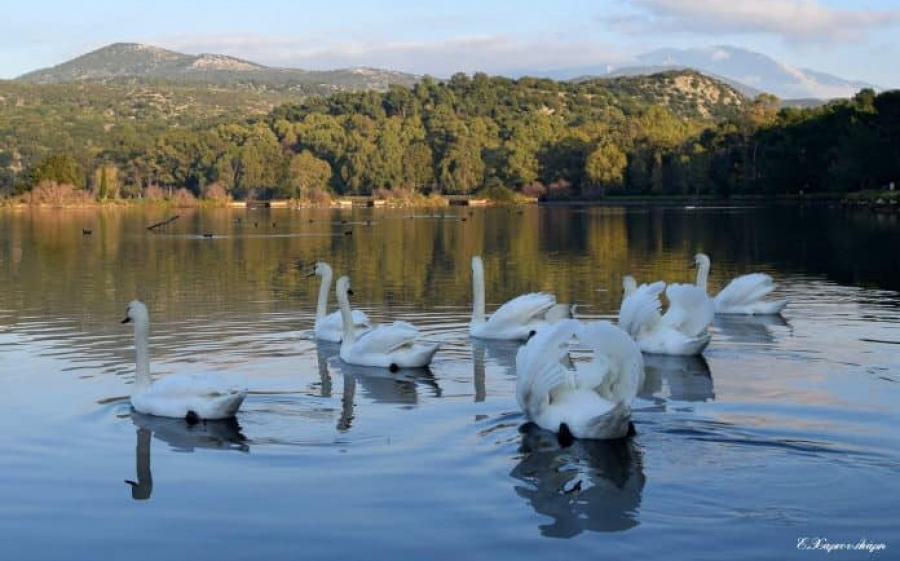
[308,262,371,342]
[516,319,644,441]
[470,256,571,340]
[694,253,788,315]
[335,276,439,369]
[121,300,247,420]
[618,276,714,356]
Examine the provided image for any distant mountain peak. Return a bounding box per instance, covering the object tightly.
[634,45,878,99]
[15,42,419,92]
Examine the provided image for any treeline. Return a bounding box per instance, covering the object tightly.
[1,71,898,202]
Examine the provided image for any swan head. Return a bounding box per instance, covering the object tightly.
[312,261,333,278]
[121,300,149,325]
[336,276,351,298]
[622,276,637,297]
[693,253,710,269]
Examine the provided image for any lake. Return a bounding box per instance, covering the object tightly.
[1,204,898,560]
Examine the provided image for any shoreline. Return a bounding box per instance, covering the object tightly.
[1,191,897,211]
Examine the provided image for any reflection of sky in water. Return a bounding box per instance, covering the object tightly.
[0,206,898,560]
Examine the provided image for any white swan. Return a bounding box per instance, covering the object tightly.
[516,319,644,441]
[694,253,788,315]
[309,262,371,342]
[470,256,572,340]
[335,276,439,369]
[121,300,247,420]
[618,276,714,356]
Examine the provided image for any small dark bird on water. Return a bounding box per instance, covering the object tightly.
[344,230,353,236]
[202,233,214,238]
[82,229,92,236]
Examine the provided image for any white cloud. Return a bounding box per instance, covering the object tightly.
[161,33,627,76]
[617,0,900,43]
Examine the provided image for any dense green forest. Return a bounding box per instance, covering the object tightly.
[1,70,897,202]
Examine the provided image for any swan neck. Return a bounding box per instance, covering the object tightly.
[336,284,355,344]
[316,267,332,320]
[133,318,151,390]
[472,258,486,323]
[696,261,710,292]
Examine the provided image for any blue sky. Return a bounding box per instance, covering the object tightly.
[1,0,898,88]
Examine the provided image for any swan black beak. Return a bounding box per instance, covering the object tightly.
[121,316,131,324]
[347,289,354,297]
[306,270,317,278]
[125,479,137,487]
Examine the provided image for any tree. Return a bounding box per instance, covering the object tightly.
[30,153,84,189]
[288,151,332,198]
[585,142,627,193]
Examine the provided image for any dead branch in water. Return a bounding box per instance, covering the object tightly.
[146,215,180,231]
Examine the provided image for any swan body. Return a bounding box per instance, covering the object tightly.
[618,277,713,356]
[335,276,439,368]
[516,319,644,440]
[122,300,246,420]
[310,262,371,342]
[695,253,788,315]
[470,256,571,340]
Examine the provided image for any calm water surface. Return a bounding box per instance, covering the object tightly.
[1,205,898,560]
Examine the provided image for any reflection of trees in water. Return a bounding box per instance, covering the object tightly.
[641,353,715,403]
[712,313,790,345]
[510,426,646,537]
[125,413,248,501]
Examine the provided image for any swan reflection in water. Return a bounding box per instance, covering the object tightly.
[125,412,248,500]
[471,338,523,402]
[318,340,441,432]
[640,353,715,403]
[510,425,646,537]
[712,313,791,345]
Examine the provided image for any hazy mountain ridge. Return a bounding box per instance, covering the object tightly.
[16,42,419,93]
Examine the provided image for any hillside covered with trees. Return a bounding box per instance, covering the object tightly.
[1,68,897,203]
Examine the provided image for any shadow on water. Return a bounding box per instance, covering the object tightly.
[125,412,248,500]
[510,424,646,537]
[641,353,715,403]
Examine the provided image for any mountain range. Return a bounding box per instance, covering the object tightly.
[16,43,419,94]
[15,43,878,101]
[535,45,878,100]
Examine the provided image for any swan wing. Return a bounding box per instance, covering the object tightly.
[662,283,714,337]
[133,373,247,420]
[618,281,664,338]
[715,273,775,308]
[543,302,574,323]
[352,323,418,354]
[577,321,644,404]
[515,319,580,414]
[488,292,557,328]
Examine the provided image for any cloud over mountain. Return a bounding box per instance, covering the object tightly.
[616,0,900,43]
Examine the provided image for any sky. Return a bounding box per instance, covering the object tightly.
[1,0,899,88]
